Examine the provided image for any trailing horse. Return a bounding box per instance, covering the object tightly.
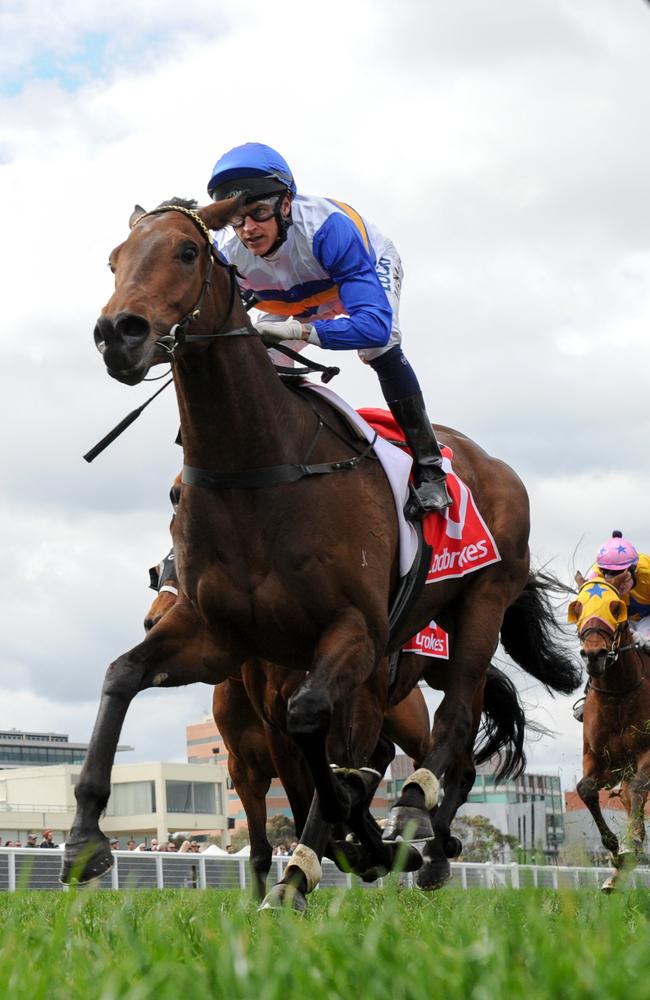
[569,577,650,891]
[62,198,580,909]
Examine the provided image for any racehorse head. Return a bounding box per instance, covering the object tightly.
[94,197,245,385]
[568,578,628,677]
[144,548,178,632]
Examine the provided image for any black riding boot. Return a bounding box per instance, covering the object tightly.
[389,393,452,516]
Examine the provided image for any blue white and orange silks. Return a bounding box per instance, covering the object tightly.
[211,193,396,352]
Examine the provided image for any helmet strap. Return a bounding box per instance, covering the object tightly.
[261,191,292,258]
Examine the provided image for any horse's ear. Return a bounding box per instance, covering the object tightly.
[129,205,147,229]
[609,600,626,622]
[199,195,246,233]
[575,571,586,588]
[567,600,582,624]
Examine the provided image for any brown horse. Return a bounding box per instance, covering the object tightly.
[569,577,650,891]
[146,549,529,895]
[62,197,580,907]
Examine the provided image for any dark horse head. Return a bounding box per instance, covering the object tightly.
[94,196,244,385]
[568,577,628,677]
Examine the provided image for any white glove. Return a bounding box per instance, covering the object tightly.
[255,319,321,347]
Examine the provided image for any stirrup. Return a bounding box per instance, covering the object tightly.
[404,479,451,520]
[414,473,452,514]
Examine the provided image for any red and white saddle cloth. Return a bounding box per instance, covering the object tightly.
[304,388,501,659]
[357,408,501,586]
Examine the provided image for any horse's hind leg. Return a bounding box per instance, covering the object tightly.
[384,583,505,845]
[610,757,650,888]
[62,607,237,884]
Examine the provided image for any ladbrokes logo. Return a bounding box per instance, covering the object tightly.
[430,539,490,575]
[413,632,447,653]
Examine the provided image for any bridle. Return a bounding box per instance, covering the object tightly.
[578,621,646,696]
[132,204,254,359]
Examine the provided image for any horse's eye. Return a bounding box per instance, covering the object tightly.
[180,244,199,264]
[107,260,115,274]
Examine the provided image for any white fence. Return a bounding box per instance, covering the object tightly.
[1,848,650,892]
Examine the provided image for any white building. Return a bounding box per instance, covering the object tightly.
[0,761,228,845]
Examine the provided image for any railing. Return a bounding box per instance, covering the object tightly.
[0,803,72,813]
[0,848,649,892]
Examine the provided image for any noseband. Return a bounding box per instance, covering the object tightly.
[579,622,645,696]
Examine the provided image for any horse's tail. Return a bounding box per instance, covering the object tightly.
[474,664,527,781]
[500,569,582,694]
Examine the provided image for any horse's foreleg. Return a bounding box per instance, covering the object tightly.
[259,790,331,913]
[335,731,423,880]
[286,608,381,824]
[228,752,274,901]
[577,755,619,860]
[62,609,238,884]
[384,669,485,844]
[416,753,476,890]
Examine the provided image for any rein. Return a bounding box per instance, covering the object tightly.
[134,205,248,359]
[84,205,338,463]
[580,623,647,697]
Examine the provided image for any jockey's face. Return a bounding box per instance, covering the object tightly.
[232,194,291,256]
[601,566,635,596]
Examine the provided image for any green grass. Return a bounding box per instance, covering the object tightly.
[1,888,650,999]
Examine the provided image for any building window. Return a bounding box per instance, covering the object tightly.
[105,781,156,816]
[165,780,219,814]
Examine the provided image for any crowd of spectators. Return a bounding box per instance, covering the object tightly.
[109,837,204,852]
[0,831,58,848]
[0,833,205,851]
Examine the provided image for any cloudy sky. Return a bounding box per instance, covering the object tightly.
[2,0,650,794]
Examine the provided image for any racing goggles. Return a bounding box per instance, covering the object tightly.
[229,196,281,229]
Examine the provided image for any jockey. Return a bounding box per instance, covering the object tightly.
[573,530,650,721]
[589,532,650,641]
[206,142,451,516]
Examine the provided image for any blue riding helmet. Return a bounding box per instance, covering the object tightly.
[207,142,297,202]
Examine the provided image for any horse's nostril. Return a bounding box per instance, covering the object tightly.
[114,312,150,346]
[94,316,112,353]
[144,615,161,633]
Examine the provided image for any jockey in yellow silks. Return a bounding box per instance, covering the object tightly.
[571,530,650,722]
[587,531,650,645]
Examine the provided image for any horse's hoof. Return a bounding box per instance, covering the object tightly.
[60,836,113,886]
[443,835,463,859]
[258,882,307,913]
[601,877,617,894]
[613,849,636,871]
[388,841,424,874]
[417,857,452,891]
[382,806,434,843]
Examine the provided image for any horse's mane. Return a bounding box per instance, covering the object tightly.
[155,197,199,211]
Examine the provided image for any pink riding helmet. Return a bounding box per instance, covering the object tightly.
[596,531,639,571]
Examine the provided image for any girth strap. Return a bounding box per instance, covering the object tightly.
[182,447,373,491]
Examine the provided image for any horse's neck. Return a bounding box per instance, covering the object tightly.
[174,334,307,470]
